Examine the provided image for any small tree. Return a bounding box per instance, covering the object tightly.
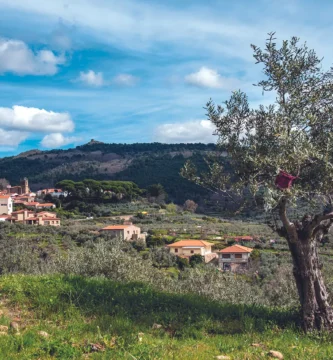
[189,254,204,267]
[166,203,178,214]
[146,184,167,204]
[183,199,198,213]
[182,33,333,332]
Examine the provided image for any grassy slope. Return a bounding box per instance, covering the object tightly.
[0,275,332,359]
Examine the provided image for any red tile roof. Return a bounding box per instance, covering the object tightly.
[219,245,253,253]
[167,240,214,248]
[0,195,10,199]
[101,225,132,230]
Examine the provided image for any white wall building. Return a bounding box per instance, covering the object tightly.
[0,195,13,215]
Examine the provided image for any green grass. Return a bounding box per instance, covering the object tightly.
[0,275,332,359]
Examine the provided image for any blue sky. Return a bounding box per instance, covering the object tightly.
[0,0,332,156]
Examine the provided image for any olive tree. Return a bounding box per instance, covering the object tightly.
[182,33,333,332]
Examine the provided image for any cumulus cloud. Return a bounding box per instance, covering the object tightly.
[113,74,138,86]
[0,105,74,133]
[78,70,104,87]
[185,67,224,89]
[0,129,29,147]
[40,133,79,148]
[0,38,65,75]
[154,120,216,143]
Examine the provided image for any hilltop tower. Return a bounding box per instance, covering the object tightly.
[20,177,30,194]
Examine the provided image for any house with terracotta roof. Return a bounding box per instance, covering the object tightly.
[7,210,60,226]
[37,188,67,198]
[100,223,145,241]
[0,195,13,215]
[167,240,217,263]
[218,244,253,271]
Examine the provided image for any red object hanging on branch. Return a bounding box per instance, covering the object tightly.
[275,170,298,190]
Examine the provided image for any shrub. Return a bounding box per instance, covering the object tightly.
[189,254,204,267]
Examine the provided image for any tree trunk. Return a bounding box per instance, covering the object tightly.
[288,236,333,332]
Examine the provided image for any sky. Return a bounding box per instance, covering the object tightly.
[0,0,333,156]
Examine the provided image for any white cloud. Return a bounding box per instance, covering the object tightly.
[113,74,138,86]
[0,38,65,75]
[40,133,79,148]
[154,120,216,143]
[0,105,74,133]
[78,70,104,87]
[0,129,29,147]
[185,67,224,89]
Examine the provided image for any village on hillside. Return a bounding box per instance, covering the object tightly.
[0,178,63,226]
[0,177,264,273]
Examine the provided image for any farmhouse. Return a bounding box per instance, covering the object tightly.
[167,240,217,263]
[218,244,253,271]
[6,210,60,226]
[100,223,145,241]
[0,195,13,215]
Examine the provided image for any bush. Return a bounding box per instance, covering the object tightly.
[189,254,204,267]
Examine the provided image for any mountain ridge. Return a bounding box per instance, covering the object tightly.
[0,142,218,203]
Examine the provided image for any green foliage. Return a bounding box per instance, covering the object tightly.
[189,254,204,267]
[56,179,142,203]
[115,152,211,203]
[177,257,190,270]
[147,183,166,198]
[183,33,333,214]
[165,203,178,214]
[144,248,178,268]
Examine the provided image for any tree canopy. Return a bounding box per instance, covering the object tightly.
[56,179,142,202]
[183,33,333,218]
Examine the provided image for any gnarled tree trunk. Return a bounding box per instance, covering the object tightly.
[280,198,333,332]
[288,237,333,332]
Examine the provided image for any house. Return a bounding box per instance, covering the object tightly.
[0,195,13,215]
[7,210,60,226]
[0,215,10,222]
[218,244,253,271]
[37,188,67,198]
[23,202,41,208]
[100,222,145,241]
[36,203,56,209]
[167,240,217,263]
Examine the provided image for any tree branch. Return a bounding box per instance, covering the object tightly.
[307,212,333,236]
[278,196,298,242]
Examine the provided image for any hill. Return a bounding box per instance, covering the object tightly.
[0,142,218,203]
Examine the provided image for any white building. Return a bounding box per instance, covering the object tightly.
[100,223,146,241]
[167,240,217,263]
[0,195,13,215]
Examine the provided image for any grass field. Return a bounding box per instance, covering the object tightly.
[0,275,332,359]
